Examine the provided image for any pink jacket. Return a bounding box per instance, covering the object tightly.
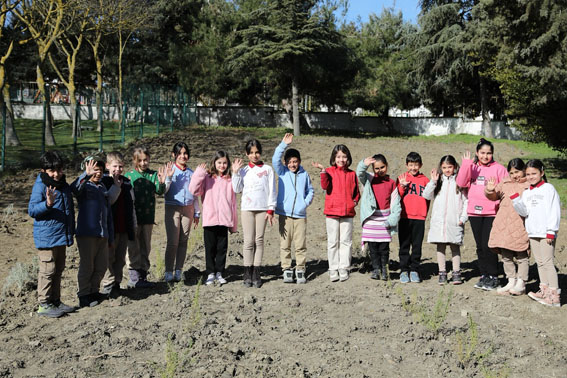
[456,158,508,216]
[188,167,238,232]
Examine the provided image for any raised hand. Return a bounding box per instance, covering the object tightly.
[197,163,207,171]
[46,186,57,207]
[158,166,166,184]
[85,159,97,176]
[486,177,497,192]
[282,133,293,145]
[232,158,243,173]
[462,151,471,161]
[311,161,324,171]
[165,161,175,178]
[398,173,409,187]
[363,156,376,167]
[112,171,123,186]
[430,168,439,182]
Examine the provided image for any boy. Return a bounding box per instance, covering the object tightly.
[28,151,76,318]
[272,133,314,283]
[101,152,137,296]
[72,156,120,308]
[396,152,430,283]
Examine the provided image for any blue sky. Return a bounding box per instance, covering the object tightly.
[343,0,421,24]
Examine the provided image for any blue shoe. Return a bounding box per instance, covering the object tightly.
[410,271,421,283]
[400,271,410,283]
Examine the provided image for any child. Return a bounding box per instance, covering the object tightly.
[423,155,468,285]
[396,152,430,283]
[312,144,360,282]
[100,151,137,296]
[232,139,276,288]
[511,159,561,307]
[485,158,530,295]
[28,151,76,318]
[72,156,120,308]
[456,139,508,291]
[356,154,401,281]
[189,151,238,286]
[124,146,167,288]
[164,142,200,283]
[272,133,314,284]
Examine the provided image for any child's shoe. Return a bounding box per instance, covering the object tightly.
[296,270,306,284]
[451,271,462,285]
[137,270,156,288]
[474,275,486,289]
[540,288,561,307]
[283,269,294,283]
[243,266,253,287]
[497,278,516,295]
[509,278,525,296]
[127,269,140,288]
[37,303,65,318]
[164,271,174,283]
[380,266,388,281]
[528,283,549,302]
[438,271,447,285]
[216,272,227,285]
[173,270,183,282]
[100,284,114,296]
[410,271,421,283]
[252,266,262,288]
[338,269,349,282]
[482,276,499,291]
[205,273,216,286]
[329,270,339,282]
[53,300,76,313]
[370,270,380,280]
[400,271,410,284]
[78,294,99,308]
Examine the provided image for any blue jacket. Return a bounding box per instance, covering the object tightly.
[28,174,75,249]
[71,172,118,243]
[272,141,314,218]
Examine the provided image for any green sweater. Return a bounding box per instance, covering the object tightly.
[125,169,165,225]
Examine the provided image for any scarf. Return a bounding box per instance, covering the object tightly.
[40,172,68,190]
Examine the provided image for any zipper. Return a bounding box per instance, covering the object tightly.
[291,173,298,217]
[443,177,449,241]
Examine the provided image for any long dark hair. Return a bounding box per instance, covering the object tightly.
[329,144,352,167]
[434,155,460,197]
[507,158,525,172]
[209,150,232,178]
[473,138,494,164]
[172,142,190,161]
[245,139,262,154]
[525,159,547,182]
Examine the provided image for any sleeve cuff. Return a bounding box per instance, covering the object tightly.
[267,210,274,215]
[546,233,555,240]
[509,193,520,200]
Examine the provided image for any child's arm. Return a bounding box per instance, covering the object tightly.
[459,191,469,225]
[192,197,201,229]
[130,187,137,227]
[456,151,473,188]
[387,188,402,227]
[546,185,561,241]
[108,174,122,205]
[352,172,361,204]
[304,173,315,207]
[231,158,244,193]
[422,169,438,200]
[28,180,51,218]
[272,134,292,176]
[511,192,529,217]
[188,164,207,197]
[396,173,409,198]
[267,166,277,212]
[155,166,167,195]
[312,162,331,191]
[356,158,373,186]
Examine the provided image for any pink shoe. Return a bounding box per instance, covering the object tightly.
[540,288,561,307]
[527,283,548,303]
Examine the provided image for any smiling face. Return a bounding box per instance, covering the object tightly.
[89,165,103,183]
[136,153,150,172]
[406,162,422,176]
[525,167,544,186]
[335,151,348,168]
[215,157,228,175]
[476,145,493,165]
[508,167,525,183]
[43,168,63,181]
[174,147,189,167]
[441,162,455,177]
[372,160,388,177]
[106,159,124,177]
[247,146,261,164]
[286,157,300,173]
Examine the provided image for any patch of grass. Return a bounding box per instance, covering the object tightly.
[2,257,38,296]
[455,314,493,369]
[396,286,453,334]
[151,242,166,282]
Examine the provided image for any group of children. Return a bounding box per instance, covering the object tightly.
[28,136,563,317]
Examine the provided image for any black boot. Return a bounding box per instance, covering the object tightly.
[243,266,253,287]
[252,266,262,288]
[380,255,389,281]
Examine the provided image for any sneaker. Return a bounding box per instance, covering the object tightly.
[438,271,447,285]
[283,269,294,283]
[216,272,227,285]
[497,278,516,295]
[370,270,380,280]
[53,300,76,313]
[100,284,114,296]
[205,273,216,286]
[164,271,174,283]
[135,279,156,288]
[295,270,306,284]
[528,284,549,302]
[37,303,65,318]
[482,276,500,291]
[540,288,561,307]
[400,271,410,284]
[451,271,463,285]
[380,266,388,281]
[509,278,525,296]
[174,270,183,282]
[410,271,421,283]
[329,270,339,282]
[474,276,486,289]
[127,269,140,289]
[338,269,349,282]
[78,294,99,308]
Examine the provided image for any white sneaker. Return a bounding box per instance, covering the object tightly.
[509,278,525,295]
[497,278,516,295]
[339,269,349,282]
[216,272,227,285]
[205,273,216,286]
[329,270,339,282]
[164,271,174,283]
[174,270,183,282]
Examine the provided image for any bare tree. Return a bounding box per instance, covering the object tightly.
[0,0,20,146]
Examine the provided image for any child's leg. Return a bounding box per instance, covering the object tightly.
[102,232,128,288]
[436,243,447,272]
[278,215,293,270]
[51,246,66,303]
[500,249,516,279]
[516,251,529,282]
[164,205,182,272]
[338,217,353,270]
[203,226,217,275]
[326,217,340,271]
[409,219,425,272]
[252,211,268,267]
[531,238,558,288]
[449,244,461,272]
[175,204,194,271]
[37,246,65,304]
[469,217,496,277]
[92,238,109,294]
[215,226,229,274]
[398,218,411,272]
[293,217,307,272]
[76,236,96,298]
[241,211,256,267]
[368,242,381,271]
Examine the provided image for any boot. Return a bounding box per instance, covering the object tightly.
[380,256,389,281]
[252,266,263,288]
[243,266,253,288]
[136,270,155,288]
[509,278,525,296]
[497,278,516,295]
[540,288,561,307]
[127,269,140,289]
[528,283,548,303]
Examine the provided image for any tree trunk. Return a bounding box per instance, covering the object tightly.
[479,75,493,138]
[70,86,81,139]
[36,64,56,146]
[118,33,124,130]
[291,77,300,136]
[95,57,103,132]
[2,85,21,146]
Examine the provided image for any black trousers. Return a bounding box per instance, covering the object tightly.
[368,242,389,271]
[204,226,228,275]
[398,218,425,272]
[469,216,497,277]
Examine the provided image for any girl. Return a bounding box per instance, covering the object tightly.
[232,139,276,288]
[456,138,508,291]
[124,146,168,288]
[423,155,468,285]
[485,158,530,295]
[164,142,200,283]
[512,159,561,307]
[313,145,360,282]
[356,154,401,281]
[189,151,238,286]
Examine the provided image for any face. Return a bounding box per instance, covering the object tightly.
[286,157,300,173]
[476,145,493,165]
[247,146,261,164]
[174,147,189,166]
[335,151,348,167]
[43,168,63,181]
[441,162,455,177]
[136,153,149,172]
[508,167,525,182]
[525,167,544,186]
[90,166,103,183]
[406,162,422,176]
[215,157,228,175]
[106,159,124,176]
[372,160,388,177]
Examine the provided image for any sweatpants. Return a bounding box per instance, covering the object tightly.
[326,217,353,271]
[76,236,108,297]
[101,232,128,288]
[368,242,389,271]
[398,218,425,272]
[279,215,307,271]
[501,248,529,281]
[127,224,154,273]
[37,246,66,304]
[241,211,268,267]
[436,243,461,272]
[164,204,194,272]
[530,238,558,288]
[204,226,228,275]
[469,216,498,277]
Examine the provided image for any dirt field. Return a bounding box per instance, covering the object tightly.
[0,128,565,377]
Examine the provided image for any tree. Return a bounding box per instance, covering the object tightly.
[0,0,20,146]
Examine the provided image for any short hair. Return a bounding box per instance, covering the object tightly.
[284,148,301,164]
[507,158,525,172]
[132,146,150,163]
[106,151,124,164]
[40,151,64,171]
[406,152,422,164]
[209,150,232,178]
[329,144,352,167]
[172,142,190,159]
[372,154,388,166]
[245,139,262,154]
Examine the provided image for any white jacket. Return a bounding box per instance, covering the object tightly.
[512,182,561,239]
[423,175,468,245]
[232,163,277,212]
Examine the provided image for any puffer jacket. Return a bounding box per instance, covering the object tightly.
[423,175,468,245]
[485,177,530,252]
[320,165,360,218]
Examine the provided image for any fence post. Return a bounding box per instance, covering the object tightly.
[139,90,144,139]
[99,97,103,152]
[121,103,126,145]
[74,102,80,156]
[156,105,160,135]
[1,101,5,171]
[170,103,174,132]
